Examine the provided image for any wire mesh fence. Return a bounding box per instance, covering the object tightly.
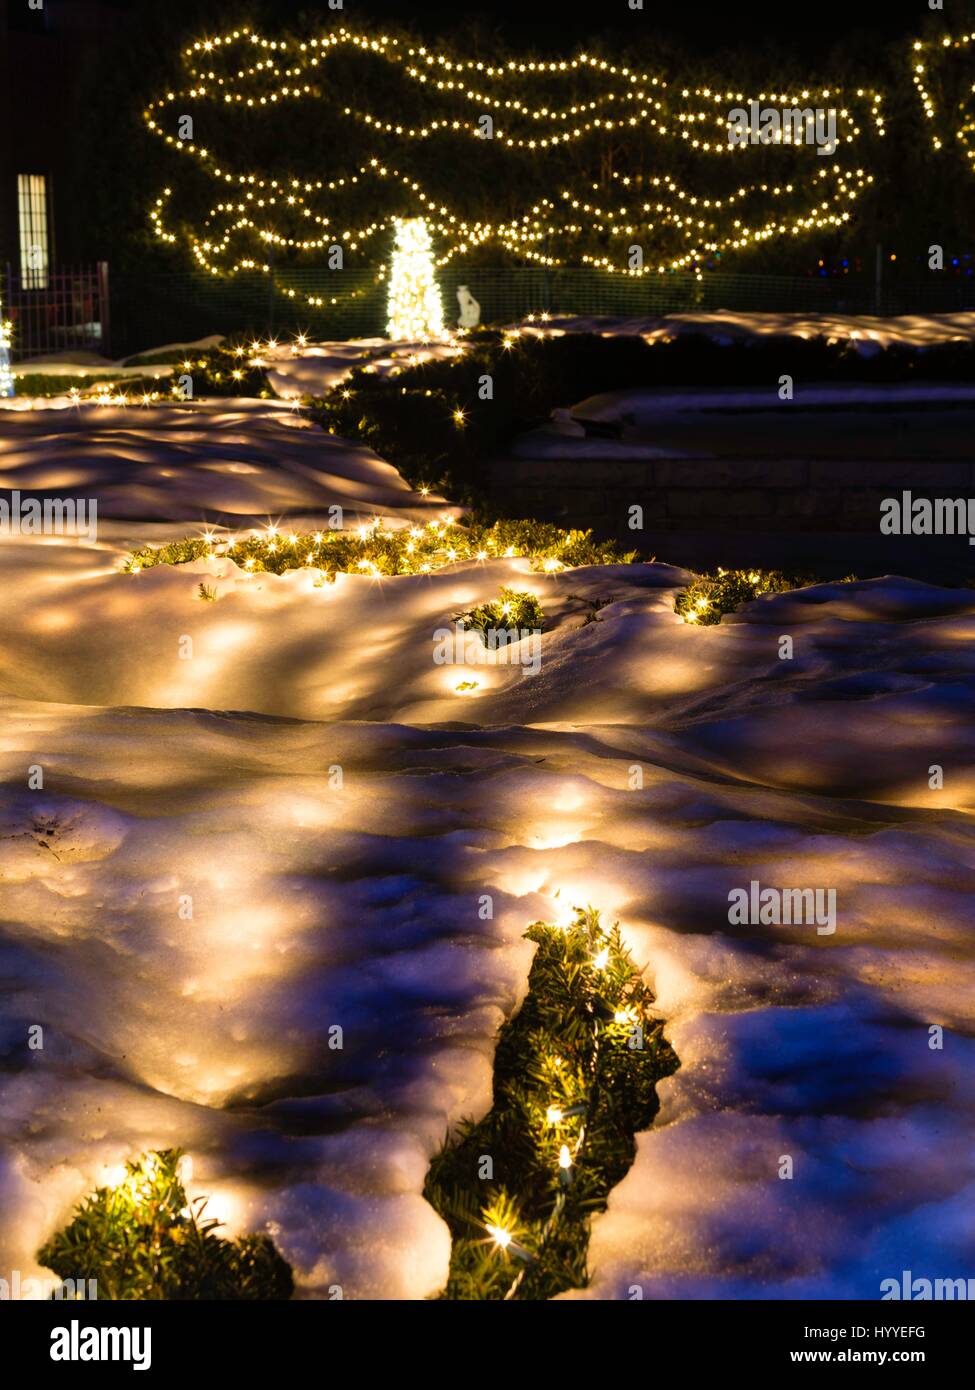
[13,265,975,362]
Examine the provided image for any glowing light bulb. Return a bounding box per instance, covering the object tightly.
[487,1224,511,1250]
[559,1145,572,1169]
[546,1106,563,1124]
[593,947,609,970]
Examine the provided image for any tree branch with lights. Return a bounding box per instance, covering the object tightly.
[142,22,888,313]
[424,906,678,1300]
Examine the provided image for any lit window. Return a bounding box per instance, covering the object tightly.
[18,174,50,289]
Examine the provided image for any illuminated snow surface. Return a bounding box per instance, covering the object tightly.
[520,308,975,350]
[1,396,974,1300]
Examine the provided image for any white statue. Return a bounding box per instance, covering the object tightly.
[456,284,480,329]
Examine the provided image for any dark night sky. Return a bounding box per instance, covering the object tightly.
[15,0,956,56]
[348,0,939,50]
[280,1,944,54]
[193,0,975,79]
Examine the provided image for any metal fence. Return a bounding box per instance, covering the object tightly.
[11,264,975,362]
[5,263,110,361]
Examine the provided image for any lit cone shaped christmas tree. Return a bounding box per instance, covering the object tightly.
[386,217,445,340]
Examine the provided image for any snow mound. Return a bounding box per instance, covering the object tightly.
[520,310,975,350]
[263,338,465,399]
[0,398,453,540]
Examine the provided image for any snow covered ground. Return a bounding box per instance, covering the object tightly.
[522,309,975,350]
[5,334,462,404]
[8,336,225,383]
[569,382,975,427]
[263,337,465,400]
[12,309,975,405]
[0,398,455,543]
[1,392,974,1300]
[260,310,975,403]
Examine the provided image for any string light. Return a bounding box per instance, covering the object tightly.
[908,30,975,160]
[143,23,887,312]
[124,514,631,582]
[479,905,652,1299]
